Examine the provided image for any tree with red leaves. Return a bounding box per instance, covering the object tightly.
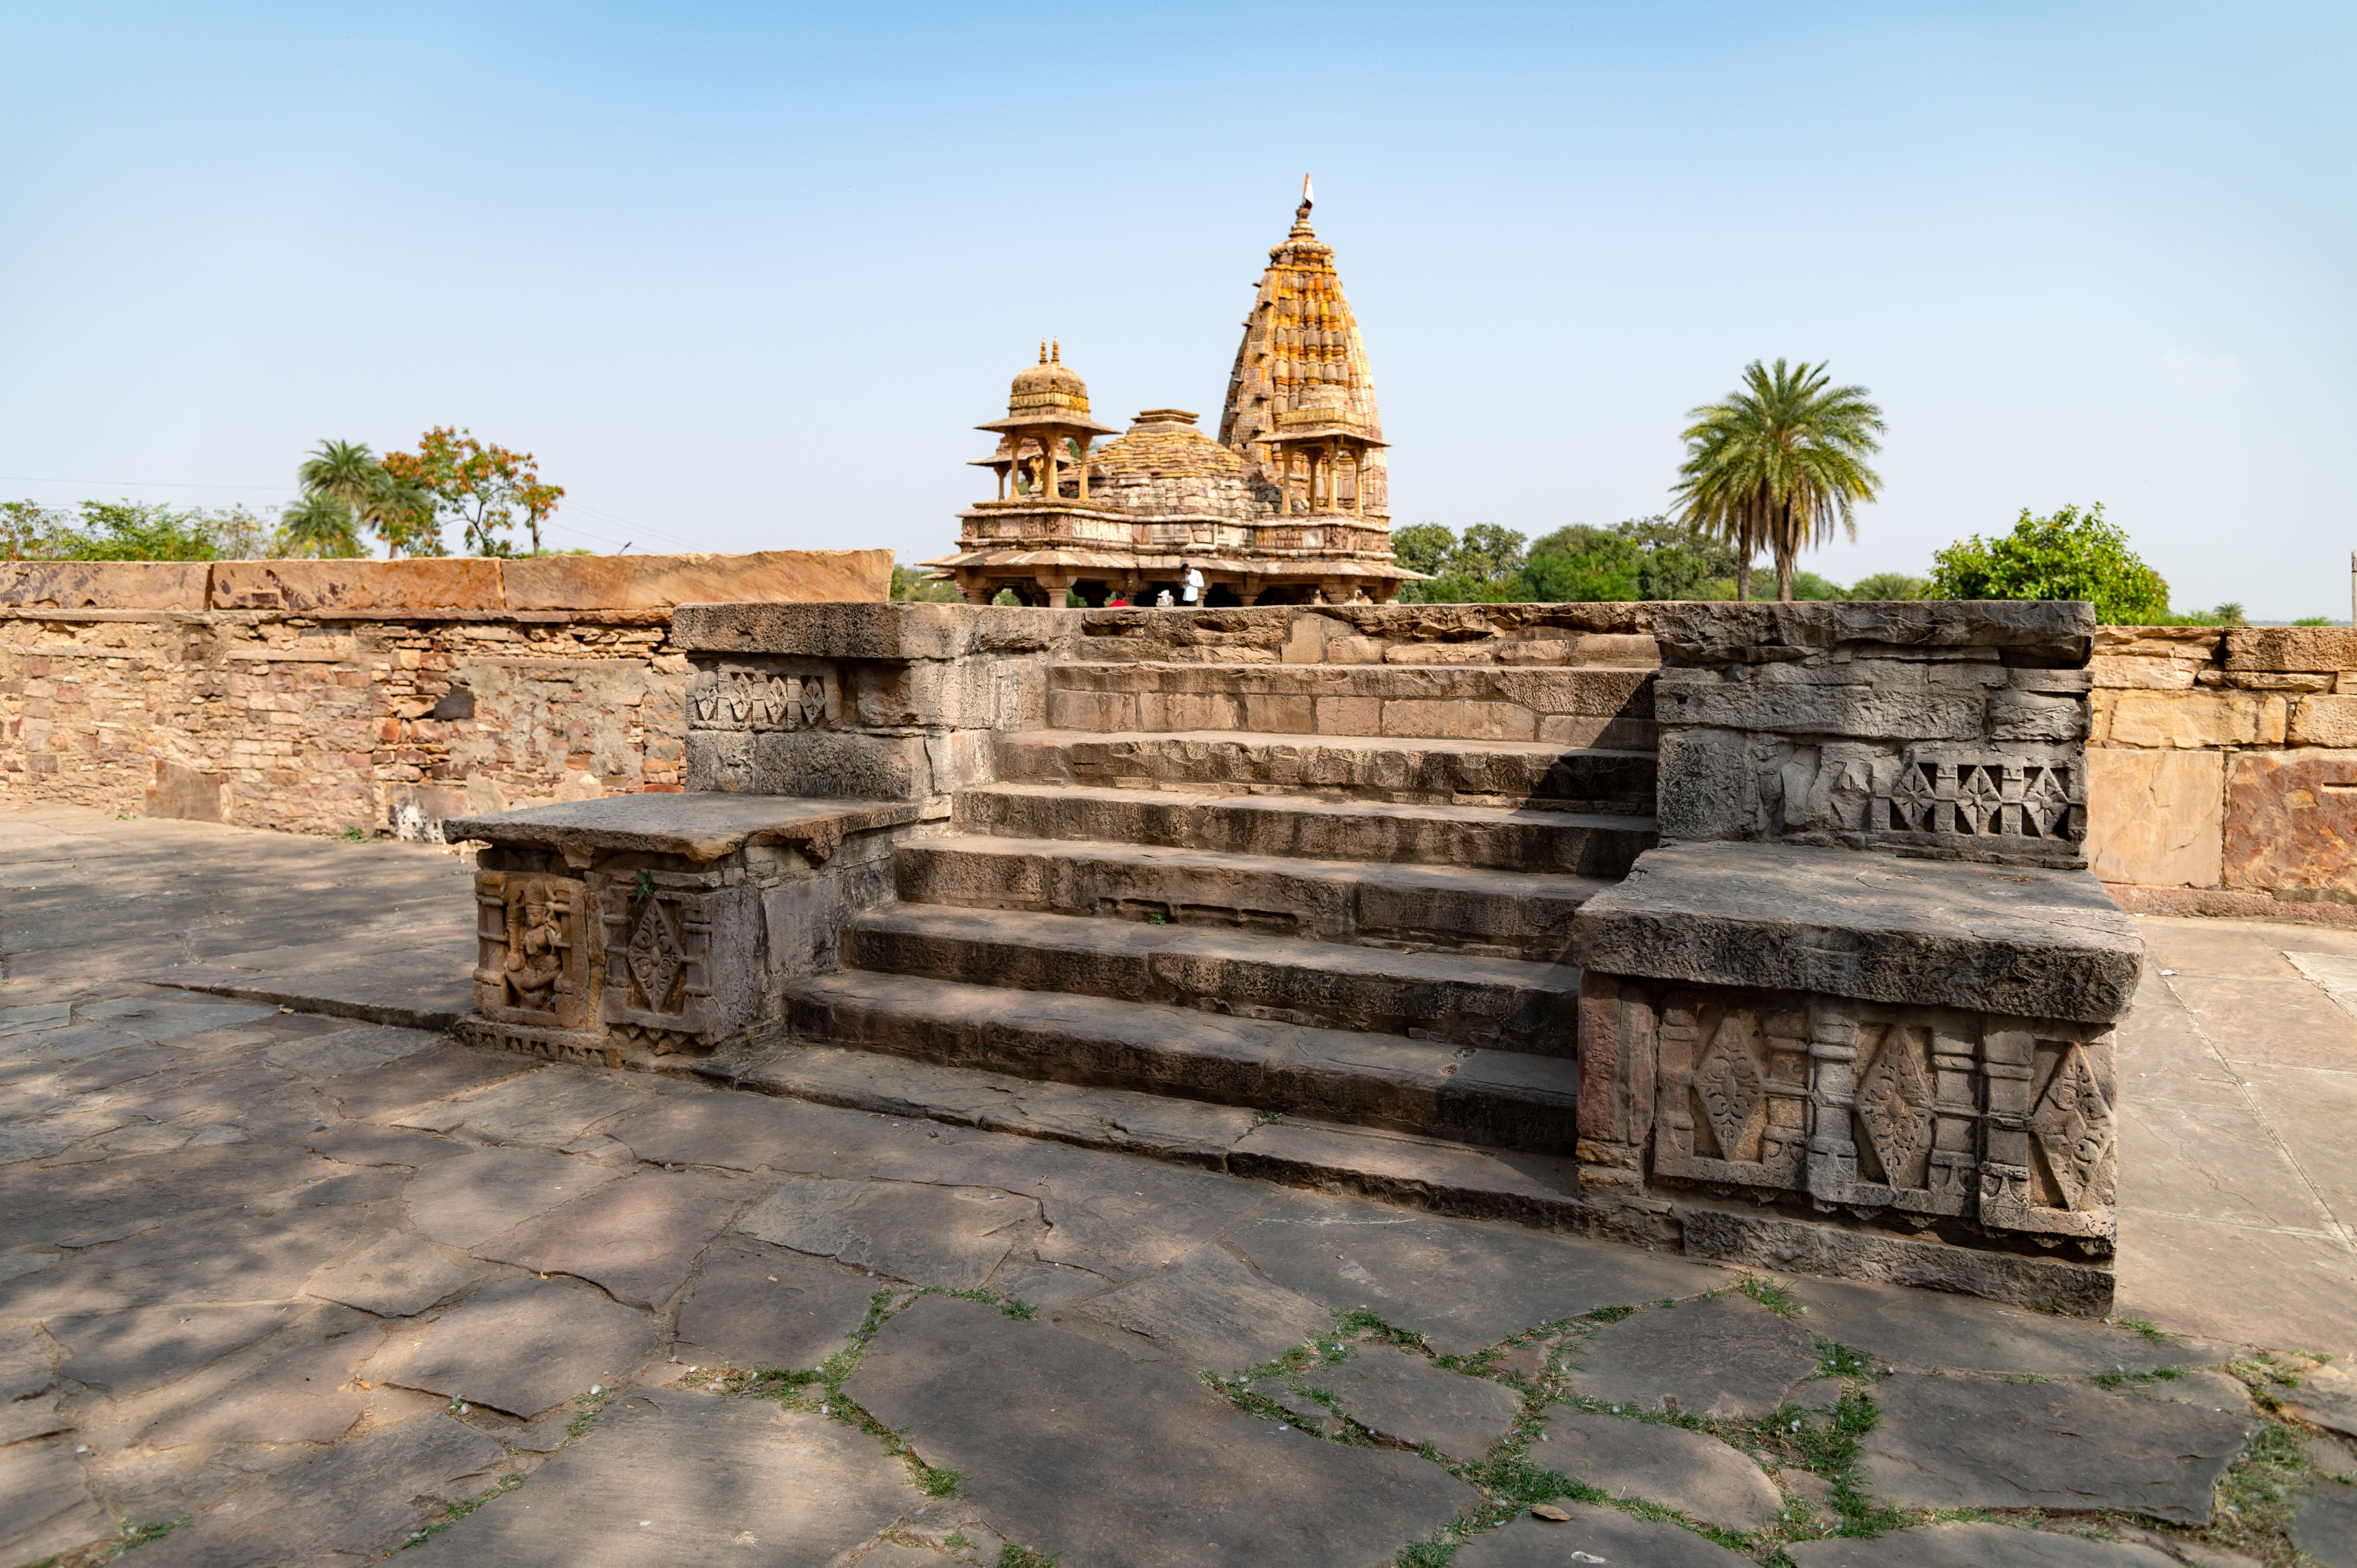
[381,427,566,556]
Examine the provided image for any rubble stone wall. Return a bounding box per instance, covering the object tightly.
[2086,625,2357,921]
[0,551,889,836]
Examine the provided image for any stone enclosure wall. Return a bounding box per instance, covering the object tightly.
[2085,624,2357,921]
[0,551,888,836]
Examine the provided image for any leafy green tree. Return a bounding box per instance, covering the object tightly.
[1845,571,1929,601]
[1927,503,2170,624]
[1519,526,1640,601]
[2,501,71,560]
[890,563,963,602]
[1390,522,1457,580]
[277,492,365,558]
[1399,523,1528,602]
[382,427,565,556]
[1673,358,1885,601]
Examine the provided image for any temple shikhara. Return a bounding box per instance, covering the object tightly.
[925,182,1421,606]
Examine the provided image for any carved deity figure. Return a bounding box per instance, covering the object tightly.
[501,876,571,1011]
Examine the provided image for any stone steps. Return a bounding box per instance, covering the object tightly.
[952,783,1656,876]
[1046,661,1655,749]
[781,969,1583,1153]
[840,903,1580,1054]
[892,834,1606,960]
[996,729,1658,813]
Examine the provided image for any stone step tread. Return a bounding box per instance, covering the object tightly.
[898,833,1621,904]
[1051,660,1658,678]
[1007,728,1654,763]
[960,782,1657,833]
[849,902,1583,992]
[784,970,1582,1150]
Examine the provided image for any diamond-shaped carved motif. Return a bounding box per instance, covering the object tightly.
[1955,766,2004,833]
[1693,1013,1765,1159]
[1855,1029,1934,1187]
[1892,765,1937,830]
[2022,768,2070,837]
[626,899,684,1012]
[2032,1045,2114,1211]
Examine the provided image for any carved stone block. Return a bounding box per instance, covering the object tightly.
[592,870,759,1053]
[472,870,593,1029]
[1646,982,2116,1247]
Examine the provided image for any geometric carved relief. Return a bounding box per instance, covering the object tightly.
[1872,747,2086,855]
[687,662,841,733]
[1694,1013,1766,1157]
[1647,984,2117,1249]
[595,870,756,1055]
[2031,1044,2116,1212]
[625,897,686,1012]
[1854,1024,1935,1189]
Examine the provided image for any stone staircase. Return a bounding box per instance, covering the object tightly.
[780,646,1659,1157]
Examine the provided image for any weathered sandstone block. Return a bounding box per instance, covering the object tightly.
[2223,625,2357,673]
[502,549,889,610]
[2085,749,2223,888]
[209,558,504,611]
[2289,694,2357,748]
[1650,599,2092,664]
[2105,689,2286,749]
[671,602,1072,661]
[2088,655,2202,690]
[2224,749,2357,897]
[0,560,210,609]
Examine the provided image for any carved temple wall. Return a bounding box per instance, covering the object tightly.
[0,552,888,837]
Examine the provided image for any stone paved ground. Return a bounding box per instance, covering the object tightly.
[2,802,2354,1568]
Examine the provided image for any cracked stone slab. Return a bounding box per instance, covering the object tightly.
[1564,1294,1822,1419]
[1858,1373,2260,1523]
[2285,1358,2357,1440]
[402,1388,919,1567]
[0,1139,349,1250]
[611,1091,932,1178]
[1298,1342,1524,1460]
[263,1024,440,1078]
[1789,1276,2234,1376]
[402,1143,624,1248]
[849,1295,1478,1566]
[129,1413,505,1568]
[0,1204,368,1315]
[1252,1379,1345,1436]
[1234,1188,1725,1355]
[49,1301,308,1394]
[0,1439,106,1567]
[1542,1411,1783,1529]
[71,995,284,1042]
[142,1333,373,1448]
[673,1240,880,1372]
[302,1121,475,1166]
[0,1107,134,1164]
[389,1276,657,1418]
[306,1229,484,1317]
[1061,1242,1334,1370]
[1785,1520,2185,1565]
[2292,1479,2357,1568]
[316,1045,533,1122]
[1451,1500,1751,1566]
[737,1178,1030,1290]
[878,1136,1269,1284]
[399,1064,654,1146]
[473,1170,754,1310]
[0,1390,71,1444]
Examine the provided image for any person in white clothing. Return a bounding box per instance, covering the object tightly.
[1181,562,1205,606]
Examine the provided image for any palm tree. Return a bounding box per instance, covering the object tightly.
[277,492,363,558]
[298,440,381,513]
[1672,360,1885,601]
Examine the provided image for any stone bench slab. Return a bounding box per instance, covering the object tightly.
[1572,841,2141,1024]
[442,793,921,865]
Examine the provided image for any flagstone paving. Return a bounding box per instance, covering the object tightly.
[4,800,2357,1567]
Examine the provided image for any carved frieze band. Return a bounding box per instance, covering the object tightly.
[1763,742,2085,855]
[687,660,841,733]
[1653,987,2115,1244]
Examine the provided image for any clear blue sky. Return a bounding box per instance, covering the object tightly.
[4,3,2350,615]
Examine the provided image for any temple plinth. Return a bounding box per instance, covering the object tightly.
[926,189,1424,607]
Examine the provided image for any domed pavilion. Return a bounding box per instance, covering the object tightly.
[923,186,1423,607]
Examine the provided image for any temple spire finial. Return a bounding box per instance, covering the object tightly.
[1037,341,1047,364]
[1299,173,1313,219]
[1051,340,1060,364]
